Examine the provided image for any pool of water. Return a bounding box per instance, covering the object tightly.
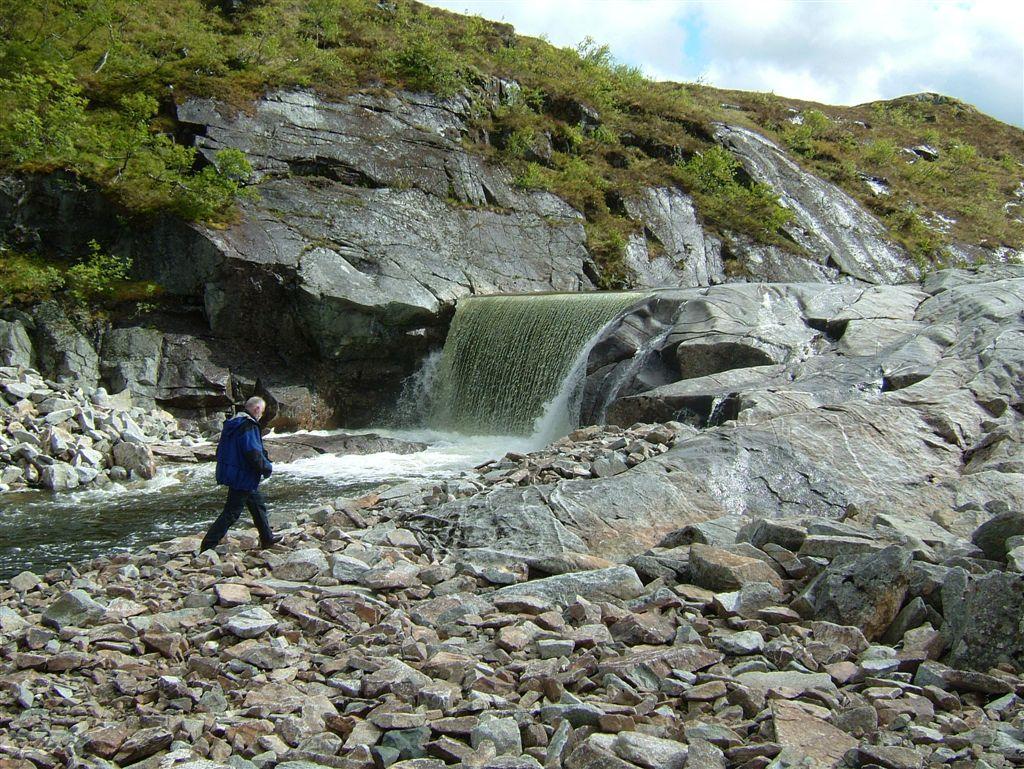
[0,428,541,580]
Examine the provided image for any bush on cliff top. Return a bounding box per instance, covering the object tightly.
[0,0,1021,273]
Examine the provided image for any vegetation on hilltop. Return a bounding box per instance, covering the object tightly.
[0,0,1021,288]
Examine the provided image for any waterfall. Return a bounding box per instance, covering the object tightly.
[428,292,644,435]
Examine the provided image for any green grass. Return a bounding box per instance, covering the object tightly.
[0,0,1021,282]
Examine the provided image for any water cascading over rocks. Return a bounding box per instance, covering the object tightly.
[429,292,645,435]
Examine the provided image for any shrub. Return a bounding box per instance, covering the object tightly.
[864,139,898,167]
[947,141,978,168]
[783,109,830,156]
[386,34,466,96]
[676,147,793,240]
[0,64,89,165]
[66,241,132,306]
[513,162,548,190]
[0,252,64,306]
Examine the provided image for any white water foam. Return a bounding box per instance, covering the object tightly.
[276,427,544,483]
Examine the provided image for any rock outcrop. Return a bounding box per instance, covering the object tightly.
[0,83,942,426]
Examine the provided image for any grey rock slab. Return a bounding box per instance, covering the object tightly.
[623,187,723,288]
[597,644,724,681]
[470,715,522,756]
[273,548,329,581]
[971,511,1024,561]
[735,671,838,695]
[99,326,163,403]
[223,607,278,639]
[684,739,727,769]
[42,589,106,630]
[659,515,744,548]
[156,334,232,409]
[668,283,819,378]
[493,565,644,606]
[714,630,764,655]
[797,534,889,559]
[612,731,687,769]
[737,518,807,552]
[31,301,100,385]
[854,745,924,769]
[771,700,857,768]
[715,124,913,283]
[328,554,371,582]
[266,431,427,462]
[40,462,80,491]
[689,543,785,592]
[8,570,40,593]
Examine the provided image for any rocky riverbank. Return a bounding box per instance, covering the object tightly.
[4,422,1024,769]
[0,364,204,493]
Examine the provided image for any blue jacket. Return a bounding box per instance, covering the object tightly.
[215,414,272,491]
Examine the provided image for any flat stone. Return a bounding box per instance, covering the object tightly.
[215,583,252,607]
[223,607,277,639]
[273,548,329,581]
[493,565,644,606]
[771,700,857,767]
[714,630,764,655]
[42,589,106,630]
[689,544,784,592]
[9,571,40,593]
[612,732,687,769]
[735,671,837,695]
[855,745,924,769]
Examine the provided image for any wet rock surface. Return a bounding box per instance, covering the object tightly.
[4,454,1024,769]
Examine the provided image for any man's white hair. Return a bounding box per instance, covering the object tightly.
[244,396,266,415]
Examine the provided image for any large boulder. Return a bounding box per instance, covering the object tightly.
[0,317,34,367]
[111,440,157,480]
[264,432,427,463]
[492,565,645,606]
[31,302,99,385]
[667,284,820,379]
[689,543,784,592]
[100,326,163,405]
[793,545,913,640]
[971,510,1024,562]
[942,569,1024,672]
[42,589,106,630]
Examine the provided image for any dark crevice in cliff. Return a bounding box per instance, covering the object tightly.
[806,318,849,342]
[285,157,385,187]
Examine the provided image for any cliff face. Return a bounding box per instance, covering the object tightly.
[0,86,1011,425]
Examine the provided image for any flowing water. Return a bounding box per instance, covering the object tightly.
[0,429,542,579]
[428,292,643,434]
[1,291,647,579]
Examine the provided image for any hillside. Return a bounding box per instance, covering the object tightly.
[1,0,1022,291]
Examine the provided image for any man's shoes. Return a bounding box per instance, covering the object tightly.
[260,535,283,548]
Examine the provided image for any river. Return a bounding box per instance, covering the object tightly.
[0,428,541,580]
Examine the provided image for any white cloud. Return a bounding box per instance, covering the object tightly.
[423,0,1024,127]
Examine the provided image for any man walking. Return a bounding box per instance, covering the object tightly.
[200,396,281,552]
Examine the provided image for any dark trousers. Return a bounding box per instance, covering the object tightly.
[200,487,274,551]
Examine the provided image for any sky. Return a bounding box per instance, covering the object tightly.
[423,0,1024,128]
